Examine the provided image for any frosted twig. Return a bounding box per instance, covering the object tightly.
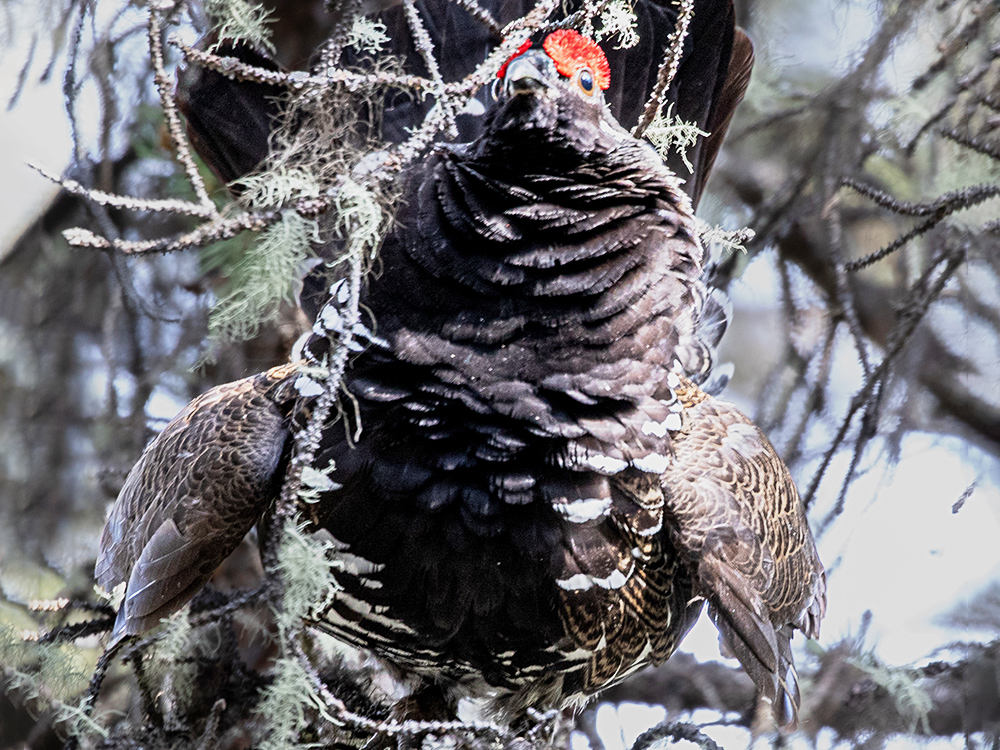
[147,6,217,213]
[275,262,361,521]
[64,208,282,254]
[446,0,502,37]
[389,0,559,168]
[402,0,459,137]
[30,164,217,218]
[287,637,513,739]
[631,721,723,750]
[318,0,368,72]
[404,0,445,87]
[174,37,435,93]
[545,0,612,37]
[632,0,695,139]
[392,103,454,166]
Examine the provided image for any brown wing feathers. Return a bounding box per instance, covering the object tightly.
[661,374,826,727]
[96,364,298,641]
[686,27,755,209]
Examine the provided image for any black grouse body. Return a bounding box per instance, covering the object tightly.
[97,13,825,729]
[298,55,717,709]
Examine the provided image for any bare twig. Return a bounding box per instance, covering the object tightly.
[147,5,217,214]
[632,0,694,139]
[810,241,966,513]
[30,163,218,218]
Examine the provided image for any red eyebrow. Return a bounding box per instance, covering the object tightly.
[542,29,610,90]
[497,39,534,79]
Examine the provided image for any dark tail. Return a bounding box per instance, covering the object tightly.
[176,41,285,188]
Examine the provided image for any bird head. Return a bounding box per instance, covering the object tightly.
[480,29,622,156]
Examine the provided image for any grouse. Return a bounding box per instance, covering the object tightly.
[96,9,826,730]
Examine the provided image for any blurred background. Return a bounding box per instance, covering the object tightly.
[1,0,998,748]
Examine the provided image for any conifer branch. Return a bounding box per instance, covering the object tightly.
[632,0,695,139]
[30,163,219,218]
[147,3,217,214]
[174,36,436,93]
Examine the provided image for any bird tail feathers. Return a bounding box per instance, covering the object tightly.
[706,563,801,729]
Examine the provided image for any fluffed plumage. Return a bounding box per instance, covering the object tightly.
[97,0,824,730]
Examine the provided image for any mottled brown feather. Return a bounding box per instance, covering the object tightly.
[95,364,298,641]
[661,375,826,727]
[555,469,699,699]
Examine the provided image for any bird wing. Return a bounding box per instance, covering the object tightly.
[552,468,705,698]
[95,364,298,642]
[660,377,826,727]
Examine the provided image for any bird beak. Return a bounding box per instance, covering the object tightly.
[503,52,550,97]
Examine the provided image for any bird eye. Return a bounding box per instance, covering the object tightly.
[577,68,595,95]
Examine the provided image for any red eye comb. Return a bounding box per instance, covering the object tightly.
[542,30,610,90]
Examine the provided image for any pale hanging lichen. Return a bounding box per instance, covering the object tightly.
[257,523,345,747]
[332,177,387,262]
[0,624,90,701]
[644,103,708,173]
[203,0,275,52]
[298,461,341,505]
[206,210,320,344]
[594,0,639,50]
[146,609,196,710]
[238,167,324,209]
[0,623,105,741]
[346,17,391,55]
[849,653,933,734]
[698,222,754,254]
[273,523,339,636]
[254,655,339,750]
